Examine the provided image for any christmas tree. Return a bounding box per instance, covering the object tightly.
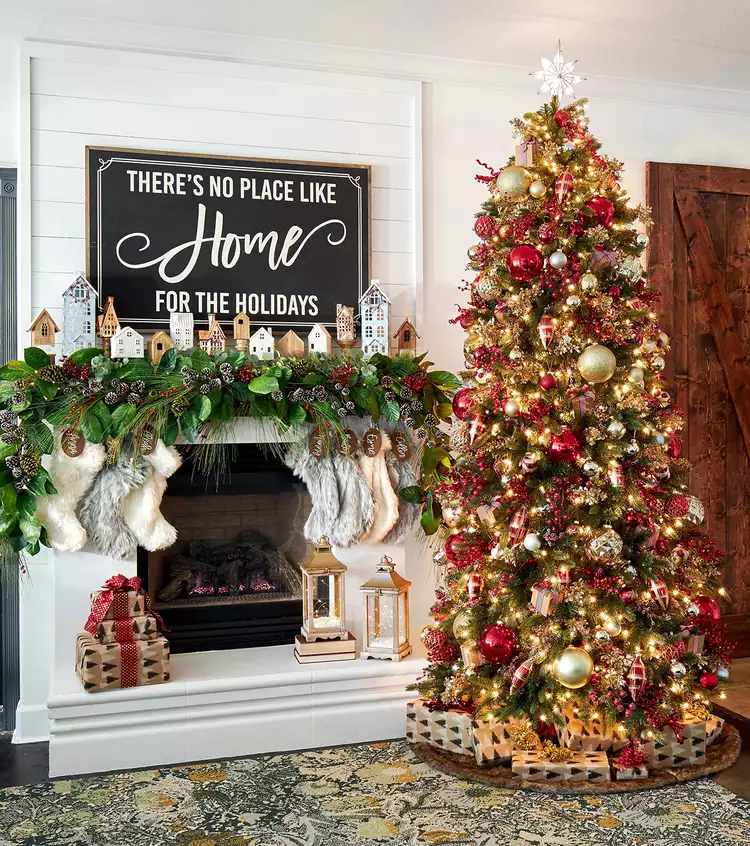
[416,86,735,753]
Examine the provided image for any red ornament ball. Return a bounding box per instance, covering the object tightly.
[665,495,689,518]
[444,531,473,567]
[699,671,719,691]
[568,222,585,237]
[548,429,581,462]
[422,628,458,665]
[693,594,721,628]
[620,588,638,603]
[507,244,544,282]
[537,222,557,244]
[478,624,518,664]
[667,434,682,459]
[554,109,571,126]
[452,387,475,420]
[586,195,616,228]
[474,215,498,240]
[540,372,558,391]
[459,313,475,330]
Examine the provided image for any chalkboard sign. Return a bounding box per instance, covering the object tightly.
[86,147,370,329]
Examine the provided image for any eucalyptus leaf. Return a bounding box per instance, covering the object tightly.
[24,347,50,369]
[248,375,279,395]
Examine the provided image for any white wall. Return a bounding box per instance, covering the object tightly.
[7,34,750,742]
[0,37,19,167]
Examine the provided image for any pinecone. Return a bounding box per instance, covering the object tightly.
[11,391,26,406]
[103,392,118,405]
[0,410,15,425]
[37,364,66,383]
[199,383,212,395]
[289,359,312,379]
[171,396,190,417]
[1,425,21,445]
[271,390,284,401]
[126,392,141,405]
[219,362,232,376]
[18,445,41,476]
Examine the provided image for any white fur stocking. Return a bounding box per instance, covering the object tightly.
[327,453,374,547]
[35,429,106,552]
[283,445,341,543]
[122,440,182,551]
[358,432,400,543]
[383,448,419,544]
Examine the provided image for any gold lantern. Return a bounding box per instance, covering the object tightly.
[299,537,349,642]
[360,555,412,662]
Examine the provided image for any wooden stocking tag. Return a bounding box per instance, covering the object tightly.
[391,430,412,461]
[363,428,383,457]
[308,428,329,460]
[61,428,84,457]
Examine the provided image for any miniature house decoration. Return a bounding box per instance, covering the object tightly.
[233,312,250,353]
[110,326,145,359]
[149,330,174,365]
[277,330,305,358]
[62,274,97,356]
[359,555,412,661]
[393,318,419,353]
[169,312,194,350]
[295,537,355,663]
[308,323,332,355]
[336,304,357,351]
[249,327,275,358]
[197,314,226,355]
[96,296,120,357]
[359,281,390,356]
[28,309,59,348]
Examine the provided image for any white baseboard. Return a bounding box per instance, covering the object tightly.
[13,702,50,744]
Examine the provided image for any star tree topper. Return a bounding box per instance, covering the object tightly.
[531,40,585,98]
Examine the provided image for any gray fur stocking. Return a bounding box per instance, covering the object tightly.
[283,444,341,543]
[383,448,419,544]
[327,452,374,547]
[358,432,400,543]
[78,450,149,559]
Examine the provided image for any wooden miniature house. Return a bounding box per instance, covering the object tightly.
[336,304,356,350]
[249,327,275,358]
[28,309,60,348]
[233,312,250,353]
[62,274,97,356]
[359,281,390,356]
[277,330,305,358]
[96,296,121,357]
[308,323,332,355]
[197,314,226,356]
[169,312,194,350]
[393,318,419,353]
[149,330,174,365]
[111,326,145,359]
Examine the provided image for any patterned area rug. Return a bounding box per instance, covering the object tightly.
[1,741,749,845]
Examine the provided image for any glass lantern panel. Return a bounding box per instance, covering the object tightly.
[313,573,341,628]
[367,592,395,649]
[397,592,407,645]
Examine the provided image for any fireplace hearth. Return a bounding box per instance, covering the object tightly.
[138,444,308,653]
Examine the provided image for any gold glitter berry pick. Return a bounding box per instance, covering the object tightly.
[540,741,575,763]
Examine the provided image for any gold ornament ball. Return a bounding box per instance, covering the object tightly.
[453,610,472,639]
[603,617,622,637]
[473,276,502,302]
[580,272,598,292]
[577,344,617,384]
[494,166,533,201]
[587,527,624,563]
[651,355,666,372]
[554,647,594,689]
[529,180,547,199]
[627,365,645,384]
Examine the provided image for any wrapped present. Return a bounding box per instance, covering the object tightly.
[512,750,610,783]
[572,390,596,424]
[680,712,724,746]
[640,729,706,769]
[515,142,538,167]
[94,614,162,644]
[471,717,521,766]
[684,633,705,655]
[530,582,559,617]
[406,700,474,757]
[460,644,482,667]
[612,762,648,780]
[76,631,170,692]
[707,714,725,745]
[86,574,165,630]
[557,710,629,753]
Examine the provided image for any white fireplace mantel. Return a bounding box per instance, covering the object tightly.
[48,644,425,777]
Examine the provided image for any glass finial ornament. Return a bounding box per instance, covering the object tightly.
[295,538,355,663]
[531,41,585,99]
[359,555,412,662]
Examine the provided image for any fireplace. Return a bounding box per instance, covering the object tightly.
[137,444,307,653]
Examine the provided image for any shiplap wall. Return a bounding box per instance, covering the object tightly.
[24,44,421,348]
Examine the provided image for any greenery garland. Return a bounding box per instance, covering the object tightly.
[0,345,459,556]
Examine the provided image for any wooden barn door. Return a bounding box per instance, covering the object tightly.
[647,163,750,652]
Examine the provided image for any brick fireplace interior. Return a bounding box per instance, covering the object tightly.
[138,444,309,653]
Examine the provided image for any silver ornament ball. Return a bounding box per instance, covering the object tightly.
[594,628,611,642]
[627,365,645,384]
[607,420,627,439]
[654,433,666,445]
[603,617,622,637]
[687,603,700,618]
[651,356,666,373]
[566,295,581,308]
[549,250,568,269]
[671,661,687,678]
[509,348,523,361]
[717,667,730,680]
[625,440,640,456]
[636,233,650,247]
[523,532,542,552]
[468,244,480,260]
[583,460,599,475]
[580,272,598,292]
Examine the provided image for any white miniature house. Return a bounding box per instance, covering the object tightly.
[359,281,391,356]
[308,323,332,355]
[169,312,194,350]
[62,274,97,357]
[249,327,275,358]
[110,326,145,359]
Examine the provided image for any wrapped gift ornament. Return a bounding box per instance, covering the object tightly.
[684,633,705,655]
[612,762,648,780]
[572,390,596,424]
[556,709,629,753]
[530,582,559,616]
[512,749,610,783]
[94,614,162,644]
[460,644,482,667]
[76,631,170,692]
[640,730,706,769]
[515,142,538,167]
[405,700,475,757]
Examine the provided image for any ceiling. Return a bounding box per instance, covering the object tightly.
[2,0,749,93]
